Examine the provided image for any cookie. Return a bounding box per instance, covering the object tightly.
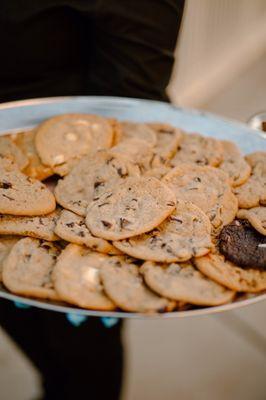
[234,151,266,208]
[245,151,266,168]
[0,209,60,241]
[53,244,115,310]
[163,164,238,231]
[110,138,154,172]
[114,200,212,262]
[148,123,183,163]
[121,121,157,146]
[55,150,140,216]
[194,252,266,293]
[0,135,28,171]
[0,236,20,281]
[0,164,56,216]
[101,256,170,312]
[108,118,123,145]
[219,140,251,187]
[35,114,114,176]
[171,132,224,167]
[86,176,176,240]
[13,130,53,181]
[55,209,121,254]
[143,165,171,180]
[141,261,235,306]
[237,207,266,235]
[219,219,266,269]
[2,238,61,300]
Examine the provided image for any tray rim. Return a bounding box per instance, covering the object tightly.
[0,95,265,319]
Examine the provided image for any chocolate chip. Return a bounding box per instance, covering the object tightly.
[106,157,114,165]
[78,231,85,237]
[0,181,12,189]
[167,201,175,207]
[170,217,183,224]
[194,177,201,182]
[101,220,112,229]
[117,167,128,178]
[119,218,131,229]
[2,194,14,201]
[98,202,110,208]
[94,181,104,189]
[66,222,75,228]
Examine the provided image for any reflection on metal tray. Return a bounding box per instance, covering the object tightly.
[0,96,265,319]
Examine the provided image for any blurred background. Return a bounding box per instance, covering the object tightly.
[0,0,265,399]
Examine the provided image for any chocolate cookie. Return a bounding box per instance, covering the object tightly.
[219,220,266,269]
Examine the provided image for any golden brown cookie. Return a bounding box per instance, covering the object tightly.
[55,150,140,216]
[0,236,20,281]
[55,209,121,254]
[0,135,28,171]
[86,177,176,240]
[148,123,183,164]
[101,256,170,312]
[163,164,238,231]
[0,163,56,216]
[219,140,251,187]
[141,261,235,306]
[13,130,53,181]
[120,121,157,146]
[237,207,266,235]
[114,200,212,262]
[0,209,60,241]
[53,244,115,310]
[35,114,114,176]
[194,252,266,293]
[234,151,266,208]
[171,132,224,167]
[2,238,61,300]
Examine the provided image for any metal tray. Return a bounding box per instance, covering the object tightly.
[0,96,265,319]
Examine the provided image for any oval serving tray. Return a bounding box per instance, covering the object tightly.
[0,96,265,318]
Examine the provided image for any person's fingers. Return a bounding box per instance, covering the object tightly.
[66,313,88,327]
[13,301,31,309]
[101,317,119,328]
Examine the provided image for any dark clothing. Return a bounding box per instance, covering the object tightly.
[0,1,185,399]
[0,299,123,400]
[0,0,184,102]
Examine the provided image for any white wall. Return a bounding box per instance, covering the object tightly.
[168,0,266,107]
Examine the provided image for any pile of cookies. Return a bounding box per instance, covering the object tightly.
[0,114,265,313]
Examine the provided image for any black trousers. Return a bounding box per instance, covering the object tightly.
[0,1,185,399]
